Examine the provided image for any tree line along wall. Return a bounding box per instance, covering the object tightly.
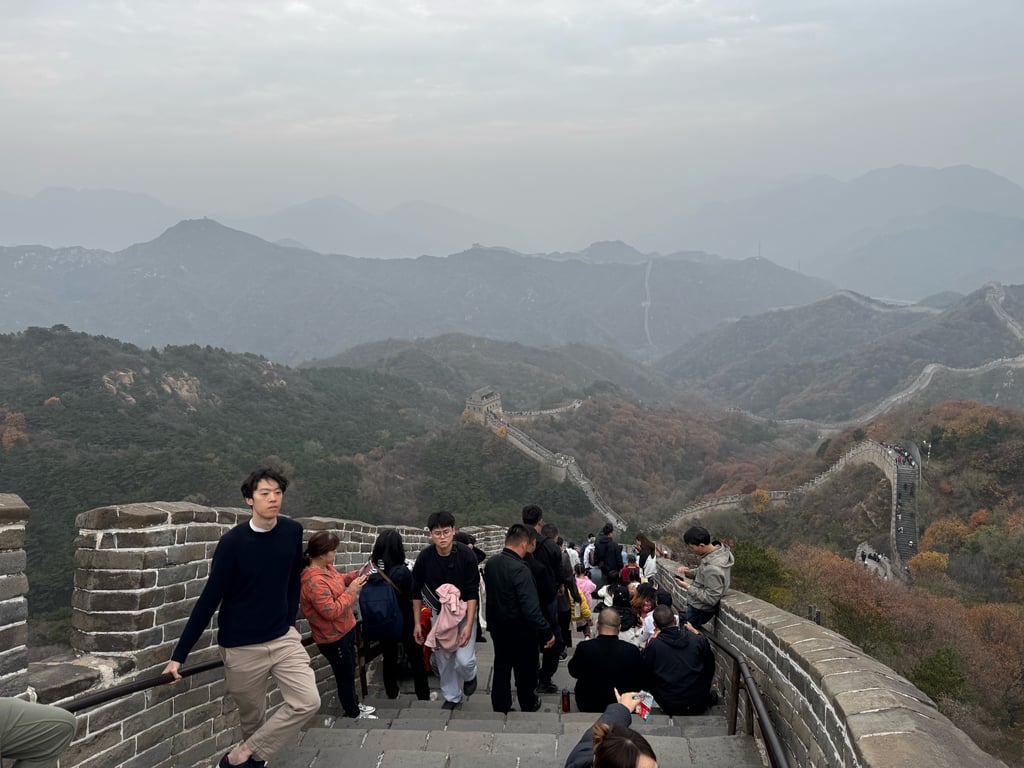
[0,495,1003,768]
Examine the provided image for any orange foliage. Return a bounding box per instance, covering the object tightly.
[496,426,507,438]
[909,550,949,574]
[784,543,1024,720]
[1006,510,1024,533]
[927,401,1010,438]
[921,517,969,553]
[1,411,29,449]
[44,396,61,406]
[937,479,954,494]
[967,508,989,531]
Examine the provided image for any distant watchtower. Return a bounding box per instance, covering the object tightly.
[464,387,503,425]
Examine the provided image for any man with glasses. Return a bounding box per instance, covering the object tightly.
[566,608,645,712]
[412,511,480,709]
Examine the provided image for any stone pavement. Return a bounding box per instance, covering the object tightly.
[268,631,765,768]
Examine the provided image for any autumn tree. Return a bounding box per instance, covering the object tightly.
[921,516,969,553]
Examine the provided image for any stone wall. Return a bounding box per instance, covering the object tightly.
[9,498,504,768]
[655,559,1005,768]
[0,494,29,697]
[3,497,1004,768]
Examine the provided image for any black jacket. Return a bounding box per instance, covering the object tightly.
[641,626,715,715]
[567,634,645,712]
[524,551,557,607]
[483,548,553,644]
[534,534,564,596]
[595,534,622,575]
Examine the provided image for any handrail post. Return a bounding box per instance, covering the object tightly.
[728,656,740,735]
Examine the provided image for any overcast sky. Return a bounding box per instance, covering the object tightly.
[2,0,1023,248]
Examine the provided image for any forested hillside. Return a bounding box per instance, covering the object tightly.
[0,327,594,614]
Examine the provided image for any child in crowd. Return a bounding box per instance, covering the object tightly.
[574,563,597,638]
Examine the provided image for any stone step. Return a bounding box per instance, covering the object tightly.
[274,630,765,768]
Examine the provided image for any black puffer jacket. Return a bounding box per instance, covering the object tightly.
[641,626,715,716]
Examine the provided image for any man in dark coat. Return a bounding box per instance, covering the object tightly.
[595,523,623,587]
[484,524,557,713]
[641,605,715,716]
[567,608,646,712]
[523,504,566,693]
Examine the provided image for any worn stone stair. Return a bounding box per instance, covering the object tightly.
[271,636,765,768]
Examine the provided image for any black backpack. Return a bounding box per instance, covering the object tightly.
[358,568,403,642]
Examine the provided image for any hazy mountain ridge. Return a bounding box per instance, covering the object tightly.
[309,333,678,409]
[645,165,1024,299]
[0,219,833,365]
[659,285,1024,420]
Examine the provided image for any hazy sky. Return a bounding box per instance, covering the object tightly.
[2,0,1023,247]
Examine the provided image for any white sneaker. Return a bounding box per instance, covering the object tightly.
[358,704,376,715]
[356,712,378,720]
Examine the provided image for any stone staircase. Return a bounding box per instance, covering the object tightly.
[270,636,766,768]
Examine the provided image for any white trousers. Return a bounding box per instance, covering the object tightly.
[431,613,477,703]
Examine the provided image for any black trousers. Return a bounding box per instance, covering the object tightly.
[317,632,359,717]
[490,629,540,713]
[379,632,431,700]
[538,599,564,684]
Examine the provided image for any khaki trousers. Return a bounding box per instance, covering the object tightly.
[0,698,77,768]
[219,628,320,760]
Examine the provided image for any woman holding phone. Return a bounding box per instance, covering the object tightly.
[300,531,377,719]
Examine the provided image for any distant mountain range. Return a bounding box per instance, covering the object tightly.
[5,165,1024,299]
[0,219,832,365]
[309,334,678,409]
[658,285,1024,421]
[644,164,1024,299]
[0,188,524,258]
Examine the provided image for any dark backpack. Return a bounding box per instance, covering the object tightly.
[358,569,403,642]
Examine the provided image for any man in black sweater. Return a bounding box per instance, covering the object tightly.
[164,467,319,768]
[411,510,480,709]
[483,524,557,713]
[567,608,646,712]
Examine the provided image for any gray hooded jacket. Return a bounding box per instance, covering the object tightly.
[686,544,734,612]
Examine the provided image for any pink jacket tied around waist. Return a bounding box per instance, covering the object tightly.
[425,583,466,653]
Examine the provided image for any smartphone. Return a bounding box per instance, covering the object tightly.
[357,561,373,577]
[633,691,654,722]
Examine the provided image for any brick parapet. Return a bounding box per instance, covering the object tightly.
[655,559,1005,767]
[53,501,507,767]
[46,493,1014,767]
[0,493,29,696]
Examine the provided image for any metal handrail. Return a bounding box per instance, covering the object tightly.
[59,635,317,715]
[703,629,789,768]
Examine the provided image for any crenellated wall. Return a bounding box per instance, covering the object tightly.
[655,559,1005,768]
[1,496,1005,768]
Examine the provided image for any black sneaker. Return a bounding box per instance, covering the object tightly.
[535,682,559,695]
[477,635,488,643]
[441,699,461,710]
[529,697,543,712]
[464,676,478,697]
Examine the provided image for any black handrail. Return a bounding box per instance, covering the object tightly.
[60,635,317,715]
[703,629,789,768]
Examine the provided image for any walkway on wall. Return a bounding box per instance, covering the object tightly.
[650,440,922,570]
[484,409,627,530]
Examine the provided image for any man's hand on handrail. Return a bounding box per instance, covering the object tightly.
[162,661,182,682]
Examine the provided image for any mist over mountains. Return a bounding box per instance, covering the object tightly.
[4,165,1024,301]
[0,218,832,365]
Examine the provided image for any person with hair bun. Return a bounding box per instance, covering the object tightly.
[564,689,657,768]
